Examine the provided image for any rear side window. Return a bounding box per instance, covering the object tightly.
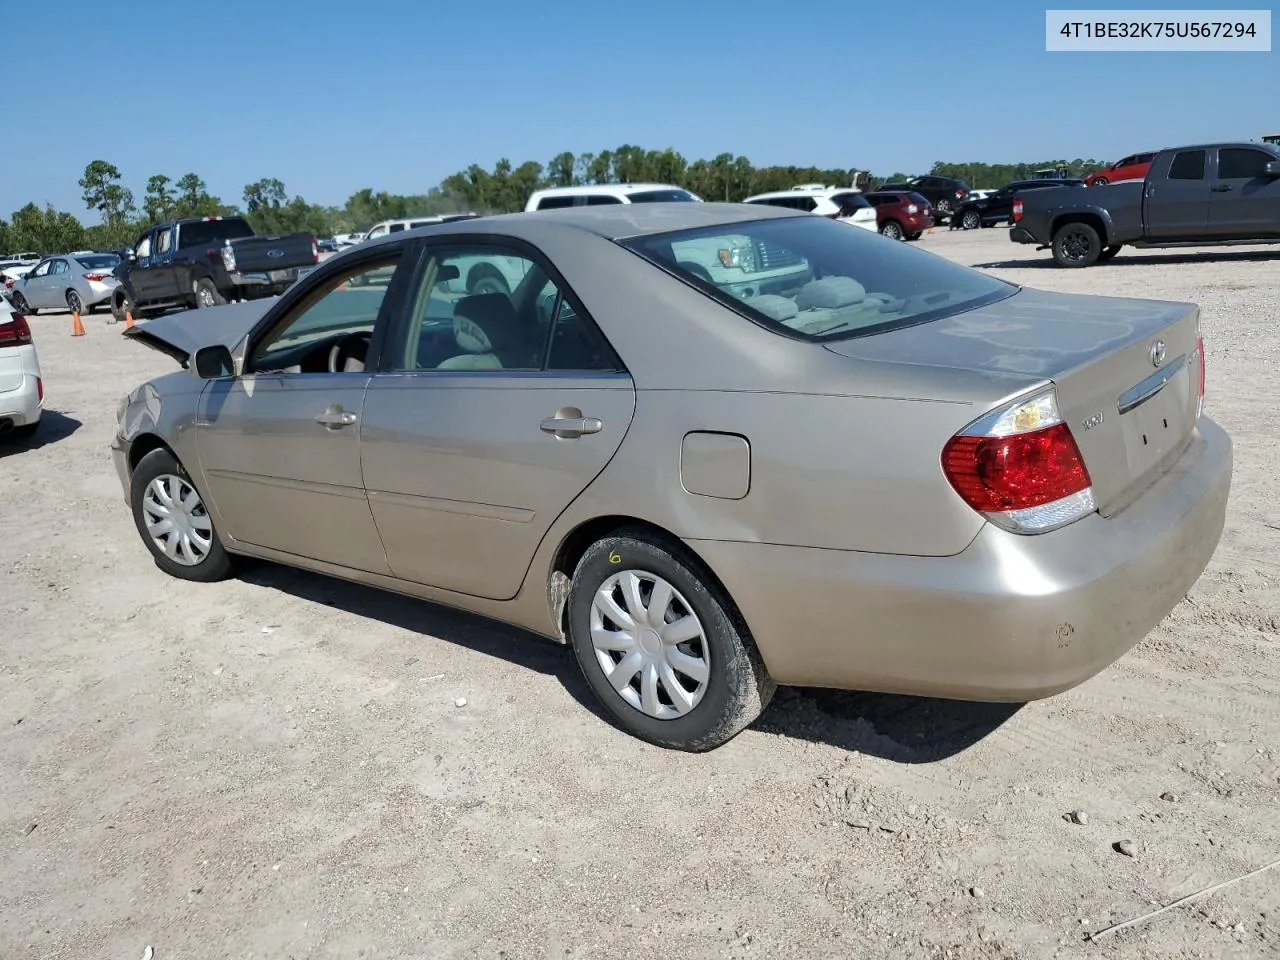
[176,218,255,249]
[1217,148,1272,180]
[623,215,1014,343]
[535,196,576,210]
[624,189,698,203]
[586,195,623,205]
[1168,150,1206,180]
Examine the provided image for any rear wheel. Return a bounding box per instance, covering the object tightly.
[880,220,904,240]
[935,198,954,221]
[193,278,226,308]
[961,210,982,230]
[65,290,84,316]
[111,292,133,324]
[566,528,775,751]
[129,447,234,582]
[1051,222,1103,268]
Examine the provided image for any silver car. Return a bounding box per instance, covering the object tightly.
[11,252,121,315]
[111,204,1232,751]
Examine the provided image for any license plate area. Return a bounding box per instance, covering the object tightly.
[1118,355,1190,477]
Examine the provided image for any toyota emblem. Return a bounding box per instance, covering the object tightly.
[1150,340,1166,367]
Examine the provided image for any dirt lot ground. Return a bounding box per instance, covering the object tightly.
[2,230,1278,960]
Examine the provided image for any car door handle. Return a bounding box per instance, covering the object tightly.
[1211,184,1232,192]
[540,416,602,437]
[315,408,357,428]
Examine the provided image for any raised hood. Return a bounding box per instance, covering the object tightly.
[122,300,273,366]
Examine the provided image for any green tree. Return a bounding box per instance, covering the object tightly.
[8,203,86,254]
[546,151,576,187]
[78,160,135,247]
[143,174,175,224]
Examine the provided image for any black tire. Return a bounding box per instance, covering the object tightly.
[11,292,35,315]
[1051,222,1103,268]
[935,198,954,221]
[1098,244,1122,262]
[466,265,510,297]
[880,220,904,240]
[961,210,982,231]
[129,447,234,582]
[65,289,84,316]
[566,528,775,751]
[111,293,133,324]
[1091,176,1108,187]
[193,277,226,309]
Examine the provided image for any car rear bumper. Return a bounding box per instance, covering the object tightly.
[0,373,43,428]
[689,416,1231,701]
[84,280,119,307]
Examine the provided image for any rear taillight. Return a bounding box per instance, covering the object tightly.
[907,203,919,214]
[311,236,320,263]
[221,242,238,273]
[82,273,108,282]
[0,311,33,346]
[942,388,1096,534]
[1012,200,1024,222]
[955,189,964,198]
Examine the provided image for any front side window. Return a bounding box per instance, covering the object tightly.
[624,215,1015,342]
[32,260,53,277]
[135,234,152,259]
[156,227,173,254]
[1169,150,1206,180]
[250,253,403,373]
[391,244,620,373]
[1218,148,1272,180]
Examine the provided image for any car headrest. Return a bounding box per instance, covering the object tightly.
[796,276,866,311]
[453,293,521,354]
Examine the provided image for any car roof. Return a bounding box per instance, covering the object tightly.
[743,188,858,201]
[528,183,692,198]
[351,201,804,248]
[1160,141,1279,153]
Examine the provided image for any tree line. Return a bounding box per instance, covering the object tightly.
[0,149,1111,256]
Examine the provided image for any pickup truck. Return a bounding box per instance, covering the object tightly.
[1010,141,1280,267]
[110,215,318,321]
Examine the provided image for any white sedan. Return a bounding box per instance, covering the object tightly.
[0,293,43,440]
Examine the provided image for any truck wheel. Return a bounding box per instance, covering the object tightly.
[960,210,982,230]
[1051,222,1103,268]
[193,278,226,309]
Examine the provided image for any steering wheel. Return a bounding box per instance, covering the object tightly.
[327,331,371,373]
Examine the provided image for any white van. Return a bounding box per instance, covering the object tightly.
[524,183,702,211]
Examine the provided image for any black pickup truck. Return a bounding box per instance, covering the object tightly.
[1010,142,1280,267]
[110,215,318,321]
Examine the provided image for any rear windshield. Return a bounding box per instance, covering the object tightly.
[75,254,120,270]
[176,218,255,249]
[622,215,1015,342]
[625,189,699,203]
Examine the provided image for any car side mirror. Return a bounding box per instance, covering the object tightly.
[1266,161,1280,177]
[193,345,235,379]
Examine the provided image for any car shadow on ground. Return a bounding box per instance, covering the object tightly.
[241,561,1020,761]
[974,249,1280,270]
[0,410,82,454]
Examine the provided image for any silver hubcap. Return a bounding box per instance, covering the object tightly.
[590,570,710,720]
[142,474,213,566]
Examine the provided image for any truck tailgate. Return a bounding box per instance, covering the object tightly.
[229,234,316,273]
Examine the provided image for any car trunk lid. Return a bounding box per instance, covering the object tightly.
[822,286,1201,516]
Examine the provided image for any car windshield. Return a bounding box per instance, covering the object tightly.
[75,254,120,270]
[625,189,699,203]
[622,215,1016,342]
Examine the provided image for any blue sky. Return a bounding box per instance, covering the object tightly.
[9,0,1276,222]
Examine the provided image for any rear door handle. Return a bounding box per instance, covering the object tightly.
[1211,184,1232,192]
[315,407,358,428]
[540,416,602,438]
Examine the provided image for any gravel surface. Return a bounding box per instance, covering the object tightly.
[2,230,1278,959]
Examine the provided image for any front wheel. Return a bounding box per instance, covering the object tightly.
[1090,176,1109,187]
[879,220,904,240]
[566,529,775,751]
[11,291,35,315]
[130,447,234,582]
[961,210,982,230]
[1051,222,1103,268]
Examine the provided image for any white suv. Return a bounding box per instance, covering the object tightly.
[743,186,879,232]
[524,183,702,210]
[0,292,43,440]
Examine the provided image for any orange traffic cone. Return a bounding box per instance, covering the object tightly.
[71,310,85,337]
[124,309,135,329]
